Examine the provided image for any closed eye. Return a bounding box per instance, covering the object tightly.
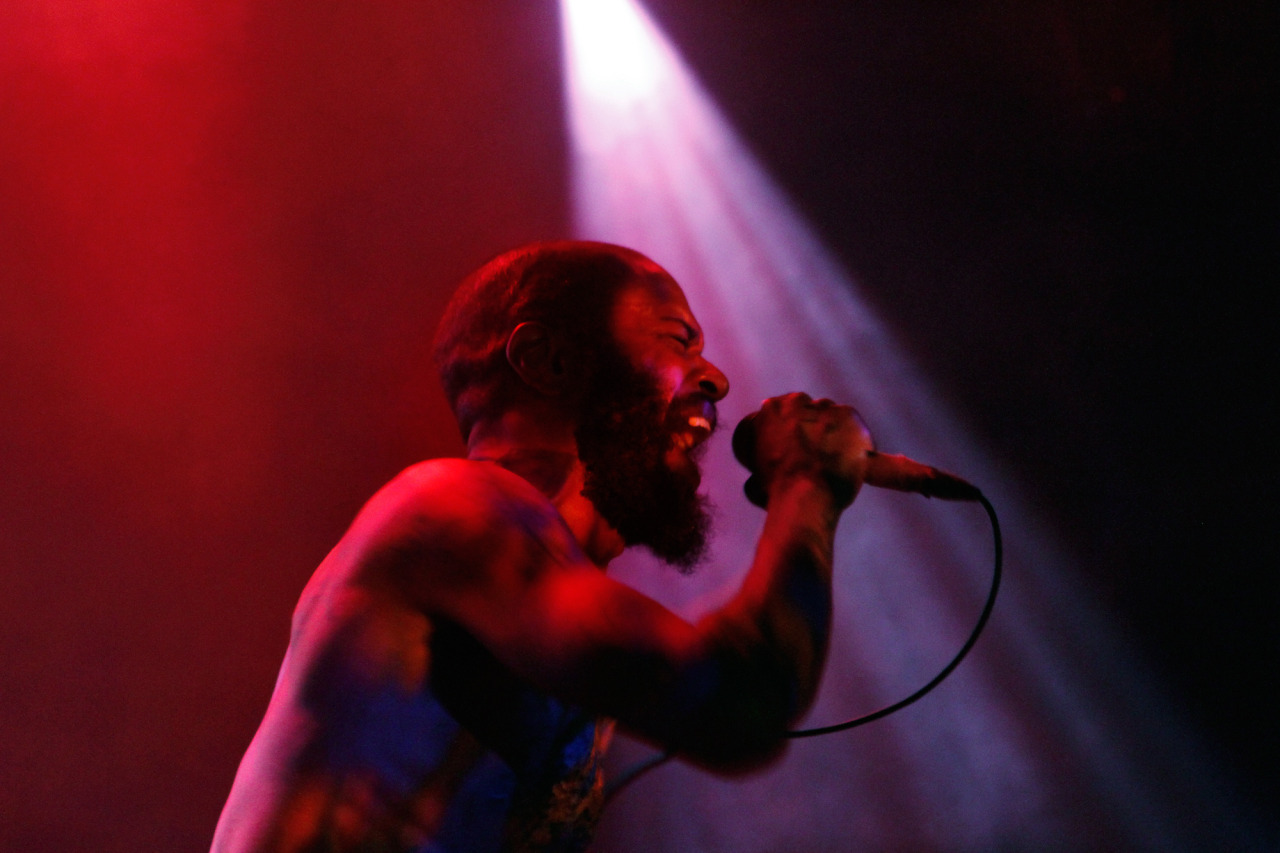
[663,318,700,348]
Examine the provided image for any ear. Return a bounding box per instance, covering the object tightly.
[505,321,578,395]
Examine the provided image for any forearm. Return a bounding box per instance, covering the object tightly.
[681,474,842,768]
[731,472,841,709]
[744,472,841,692]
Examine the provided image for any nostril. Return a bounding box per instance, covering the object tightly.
[695,363,729,401]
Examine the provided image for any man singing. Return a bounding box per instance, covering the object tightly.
[212,240,872,852]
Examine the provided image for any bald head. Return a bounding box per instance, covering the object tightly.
[432,240,664,441]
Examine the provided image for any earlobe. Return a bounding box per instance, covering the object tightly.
[506,321,573,395]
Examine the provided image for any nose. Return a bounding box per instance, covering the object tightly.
[695,358,730,402]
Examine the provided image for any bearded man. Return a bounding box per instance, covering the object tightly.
[211,241,872,852]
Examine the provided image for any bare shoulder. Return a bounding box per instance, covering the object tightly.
[390,458,556,521]
[282,458,584,688]
[373,457,570,551]
[334,458,586,609]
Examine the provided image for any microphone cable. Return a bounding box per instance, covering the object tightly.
[788,490,1001,737]
[604,490,1002,802]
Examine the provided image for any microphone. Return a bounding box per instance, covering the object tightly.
[731,412,982,505]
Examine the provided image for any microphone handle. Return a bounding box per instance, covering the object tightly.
[732,413,981,504]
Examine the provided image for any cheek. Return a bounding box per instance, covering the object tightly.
[643,361,684,400]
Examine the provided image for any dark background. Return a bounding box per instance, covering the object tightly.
[1,1,1275,849]
[639,0,1278,808]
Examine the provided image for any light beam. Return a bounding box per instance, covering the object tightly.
[561,0,665,104]
[560,1,1268,850]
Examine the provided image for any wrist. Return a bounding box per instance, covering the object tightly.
[765,471,848,526]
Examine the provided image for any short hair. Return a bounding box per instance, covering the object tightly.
[432,240,648,441]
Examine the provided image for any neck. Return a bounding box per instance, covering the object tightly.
[467,413,625,568]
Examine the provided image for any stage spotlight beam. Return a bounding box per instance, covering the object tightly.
[559,2,1272,851]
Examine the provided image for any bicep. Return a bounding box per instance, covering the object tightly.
[442,555,789,767]
[471,564,704,707]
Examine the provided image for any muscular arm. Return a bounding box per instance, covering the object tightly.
[416,395,866,772]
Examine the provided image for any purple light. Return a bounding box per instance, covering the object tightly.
[560,1,1265,850]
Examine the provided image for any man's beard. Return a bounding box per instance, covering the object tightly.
[575,351,712,572]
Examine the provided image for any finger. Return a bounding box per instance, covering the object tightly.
[769,392,813,416]
[761,392,811,406]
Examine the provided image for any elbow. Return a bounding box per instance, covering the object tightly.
[666,661,802,776]
[659,619,823,774]
[681,728,791,776]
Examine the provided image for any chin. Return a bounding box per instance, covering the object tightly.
[665,448,703,489]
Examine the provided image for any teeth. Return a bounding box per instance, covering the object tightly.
[673,415,712,453]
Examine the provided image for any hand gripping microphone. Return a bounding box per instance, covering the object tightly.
[731,411,983,505]
[732,408,1000,741]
